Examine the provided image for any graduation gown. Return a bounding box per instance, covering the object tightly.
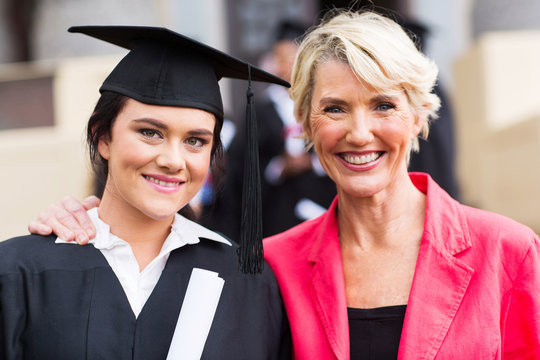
[0,234,290,360]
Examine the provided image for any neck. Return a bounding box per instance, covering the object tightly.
[337,172,426,251]
[97,190,174,271]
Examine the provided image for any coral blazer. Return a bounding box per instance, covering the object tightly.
[264,173,540,360]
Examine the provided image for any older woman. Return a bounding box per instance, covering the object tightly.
[263,10,540,360]
[27,10,540,360]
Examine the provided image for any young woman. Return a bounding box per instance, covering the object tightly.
[0,25,290,359]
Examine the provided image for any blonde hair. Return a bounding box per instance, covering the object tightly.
[290,10,441,153]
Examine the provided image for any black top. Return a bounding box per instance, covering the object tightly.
[0,235,291,359]
[348,305,406,360]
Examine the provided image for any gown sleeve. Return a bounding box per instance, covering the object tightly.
[0,271,26,360]
[501,233,540,359]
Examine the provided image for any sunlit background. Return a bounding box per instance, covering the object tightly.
[1,0,539,239]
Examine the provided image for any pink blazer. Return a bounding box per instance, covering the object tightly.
[264,173,540,359]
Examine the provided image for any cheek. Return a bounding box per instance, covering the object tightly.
[189,152,212,181]
[381,114,418,146]
[109,139,153,171]
[310,118,343,153]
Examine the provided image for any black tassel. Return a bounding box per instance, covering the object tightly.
[238,64,264,274]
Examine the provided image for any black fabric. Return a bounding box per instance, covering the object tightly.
[348,305,406,360]
[0,234,291,360]
[69,25,289,121]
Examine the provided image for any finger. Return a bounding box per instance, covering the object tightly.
[62,197,97,239]
[28,221,52,235]
[56,199,92,243]
[82,195,101,210]
[45,215,78,243]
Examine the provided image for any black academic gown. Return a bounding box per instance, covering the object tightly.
[0,235,291,360]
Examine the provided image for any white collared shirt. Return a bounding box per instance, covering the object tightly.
[56,208,230,318]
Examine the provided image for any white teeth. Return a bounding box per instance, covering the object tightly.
[342,152,381,165]
[144,176,180,187]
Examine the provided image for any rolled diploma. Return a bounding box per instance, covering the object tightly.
[166,268,225,360]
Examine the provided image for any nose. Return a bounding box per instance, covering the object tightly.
[156,141,185,172]
[345,111,374,145]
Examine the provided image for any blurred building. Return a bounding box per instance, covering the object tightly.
[455,1,540,233]
[1,0,539,239]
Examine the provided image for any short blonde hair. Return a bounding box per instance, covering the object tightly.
[290,10,441,152]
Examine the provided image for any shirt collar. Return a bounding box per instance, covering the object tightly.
[55,208,231,250]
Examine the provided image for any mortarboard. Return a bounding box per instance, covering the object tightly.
[69,25,290,274]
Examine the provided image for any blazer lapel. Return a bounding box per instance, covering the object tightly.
[399,174,475,360]
[398,233,474,360]
[308,201,350,360]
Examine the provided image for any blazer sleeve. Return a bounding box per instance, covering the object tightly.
[501,233,540,359]
[0,272,26,360]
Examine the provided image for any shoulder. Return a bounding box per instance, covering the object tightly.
[265,213,325,254]
[0,234,103,274]
[422,173,537,267]
[461,203,537,249]
[458,203,538,278]
[0,233,56,257]
[264,208,335,276]
[0,234,53,273]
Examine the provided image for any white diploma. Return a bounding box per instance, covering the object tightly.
[166,268,225,360]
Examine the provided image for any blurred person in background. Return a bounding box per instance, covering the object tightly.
[207,20,336,239]
[402,20,460,199]
[1,25,291,359]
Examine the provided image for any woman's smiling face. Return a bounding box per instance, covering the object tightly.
[98,98,215,221]
[308,60,422,199]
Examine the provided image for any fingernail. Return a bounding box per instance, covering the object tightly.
[76,234,88,244]
[86,229,94,237]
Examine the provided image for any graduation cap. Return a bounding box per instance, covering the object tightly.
[69,25,290,274]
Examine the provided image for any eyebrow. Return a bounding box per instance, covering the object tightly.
[318,94,398,105]
[132,118,168,130]
[318,97,349,106]
[371,94,398,103]
[132,118,213,136]
[187,128,214,137]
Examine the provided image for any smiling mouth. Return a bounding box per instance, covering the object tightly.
[340,152,383,165]
[143,175,182,187]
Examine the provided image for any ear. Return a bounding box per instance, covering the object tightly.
[97,135,111,160]
[411,113,424,139]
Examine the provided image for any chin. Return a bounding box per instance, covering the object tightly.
[139,203,181,221]
[337,178,386,198]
